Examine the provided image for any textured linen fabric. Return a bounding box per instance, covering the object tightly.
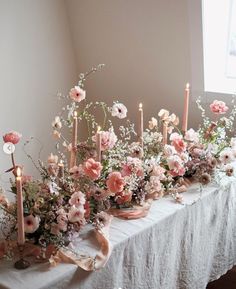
[0,178,236,289]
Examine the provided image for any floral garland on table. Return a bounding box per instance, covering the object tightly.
[1,64,236,269]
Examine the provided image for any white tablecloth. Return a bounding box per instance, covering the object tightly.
[1,178,236,289]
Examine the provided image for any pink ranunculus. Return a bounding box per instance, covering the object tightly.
[210,100,229,114]
[24,215,40,233]
[68,206,85,223]
[106,172,126,194]
[69,86,86,102]
[83,158,102,180]
[3,131,22,144]
[69,191,86,207]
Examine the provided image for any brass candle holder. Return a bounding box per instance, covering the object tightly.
[14,244,30,270]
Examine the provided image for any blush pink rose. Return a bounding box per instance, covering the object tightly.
[69,86,86,102]
[106,172,126,194]
[24,215,40,233]
[172,139,187,153]
[3,131,22,144]
[210,100,229,114]
[83,158,102,180]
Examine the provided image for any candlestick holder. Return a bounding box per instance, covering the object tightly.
[14,244,30,270]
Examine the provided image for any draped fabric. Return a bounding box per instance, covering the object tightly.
[0,178,236,289]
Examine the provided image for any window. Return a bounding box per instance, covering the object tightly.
[202,0,236,94]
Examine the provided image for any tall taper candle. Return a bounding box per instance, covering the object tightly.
[70,111,78,169]
[163,121,168,145]
[182,83,190,132]
[96,126,102,162]
[16,167,25,245]
[139,103,144,149]
[58,160,64,179]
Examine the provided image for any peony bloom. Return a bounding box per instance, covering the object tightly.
[210,100,229,114]
[106,171,126,194]
[52,116,62,129]
[148,117,158,130]
[111,103,127,119]
[184,128,199,143]
[170,133,186,153]
[83,158,102,180]
[68,206,85,223]
[47,153,58,164]
[69,86,86,102]
[24,215,40,233]
[3,131,22,144]
[69,191,86,207]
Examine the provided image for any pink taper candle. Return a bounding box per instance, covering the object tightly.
[70,111,78,169]
[16,167,25,245]
[182,83,190,132]
[163,121,168,145]
[96,126,102,163]
[139,103,144,149]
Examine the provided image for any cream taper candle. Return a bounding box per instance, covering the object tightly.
[96,126,102,163]
[139,103,144,149]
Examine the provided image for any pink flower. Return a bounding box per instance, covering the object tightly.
[24,215,40,233]
[150,165,166,179]
[50,223,60,235]
[210,100,229,114]
[3,131,22,144]
[106,172,126,194]
[219,149,234,164]
[116,191,132,205]
[93,130,117,151]
[121,157,143,177]
[167,155,186,177]
[69,165,83,179]
[68,206,85,223]
[69,191,86,207]
[184,128,199,143]
[111,103,127,119]
[69,86,86,102]
[83,158,102,180]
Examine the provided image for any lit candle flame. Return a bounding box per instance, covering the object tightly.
[59,159,64,166]
[97,126,101,133]
[185,83,190,90]
[73,111,78,118]
[139,103,143,110]
[16,167,22,178]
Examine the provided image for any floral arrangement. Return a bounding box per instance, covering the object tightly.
[1,64,236,268]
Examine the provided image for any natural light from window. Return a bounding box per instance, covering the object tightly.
[203,0,236,94]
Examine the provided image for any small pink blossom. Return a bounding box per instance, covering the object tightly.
[170,133,187,153]
[69,86,86,102]
[145,176,162,193]
[150,165,166,179]
[116,191,132,205]
[184,128,199,143]
[69,191,86,207]
[167,155,186,177]
[106,171,126,194]
[3,131,22,144]
[24,215,40,233]
[68,206,85,223]
[83,158,102,180]
[210,100,229,114]
[121,157,143,177]
[111,103,127,119]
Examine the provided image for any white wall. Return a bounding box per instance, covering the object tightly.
[65,0,201,138]
[0,0,77,185]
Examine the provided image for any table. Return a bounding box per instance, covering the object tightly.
[1,178,236,289]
